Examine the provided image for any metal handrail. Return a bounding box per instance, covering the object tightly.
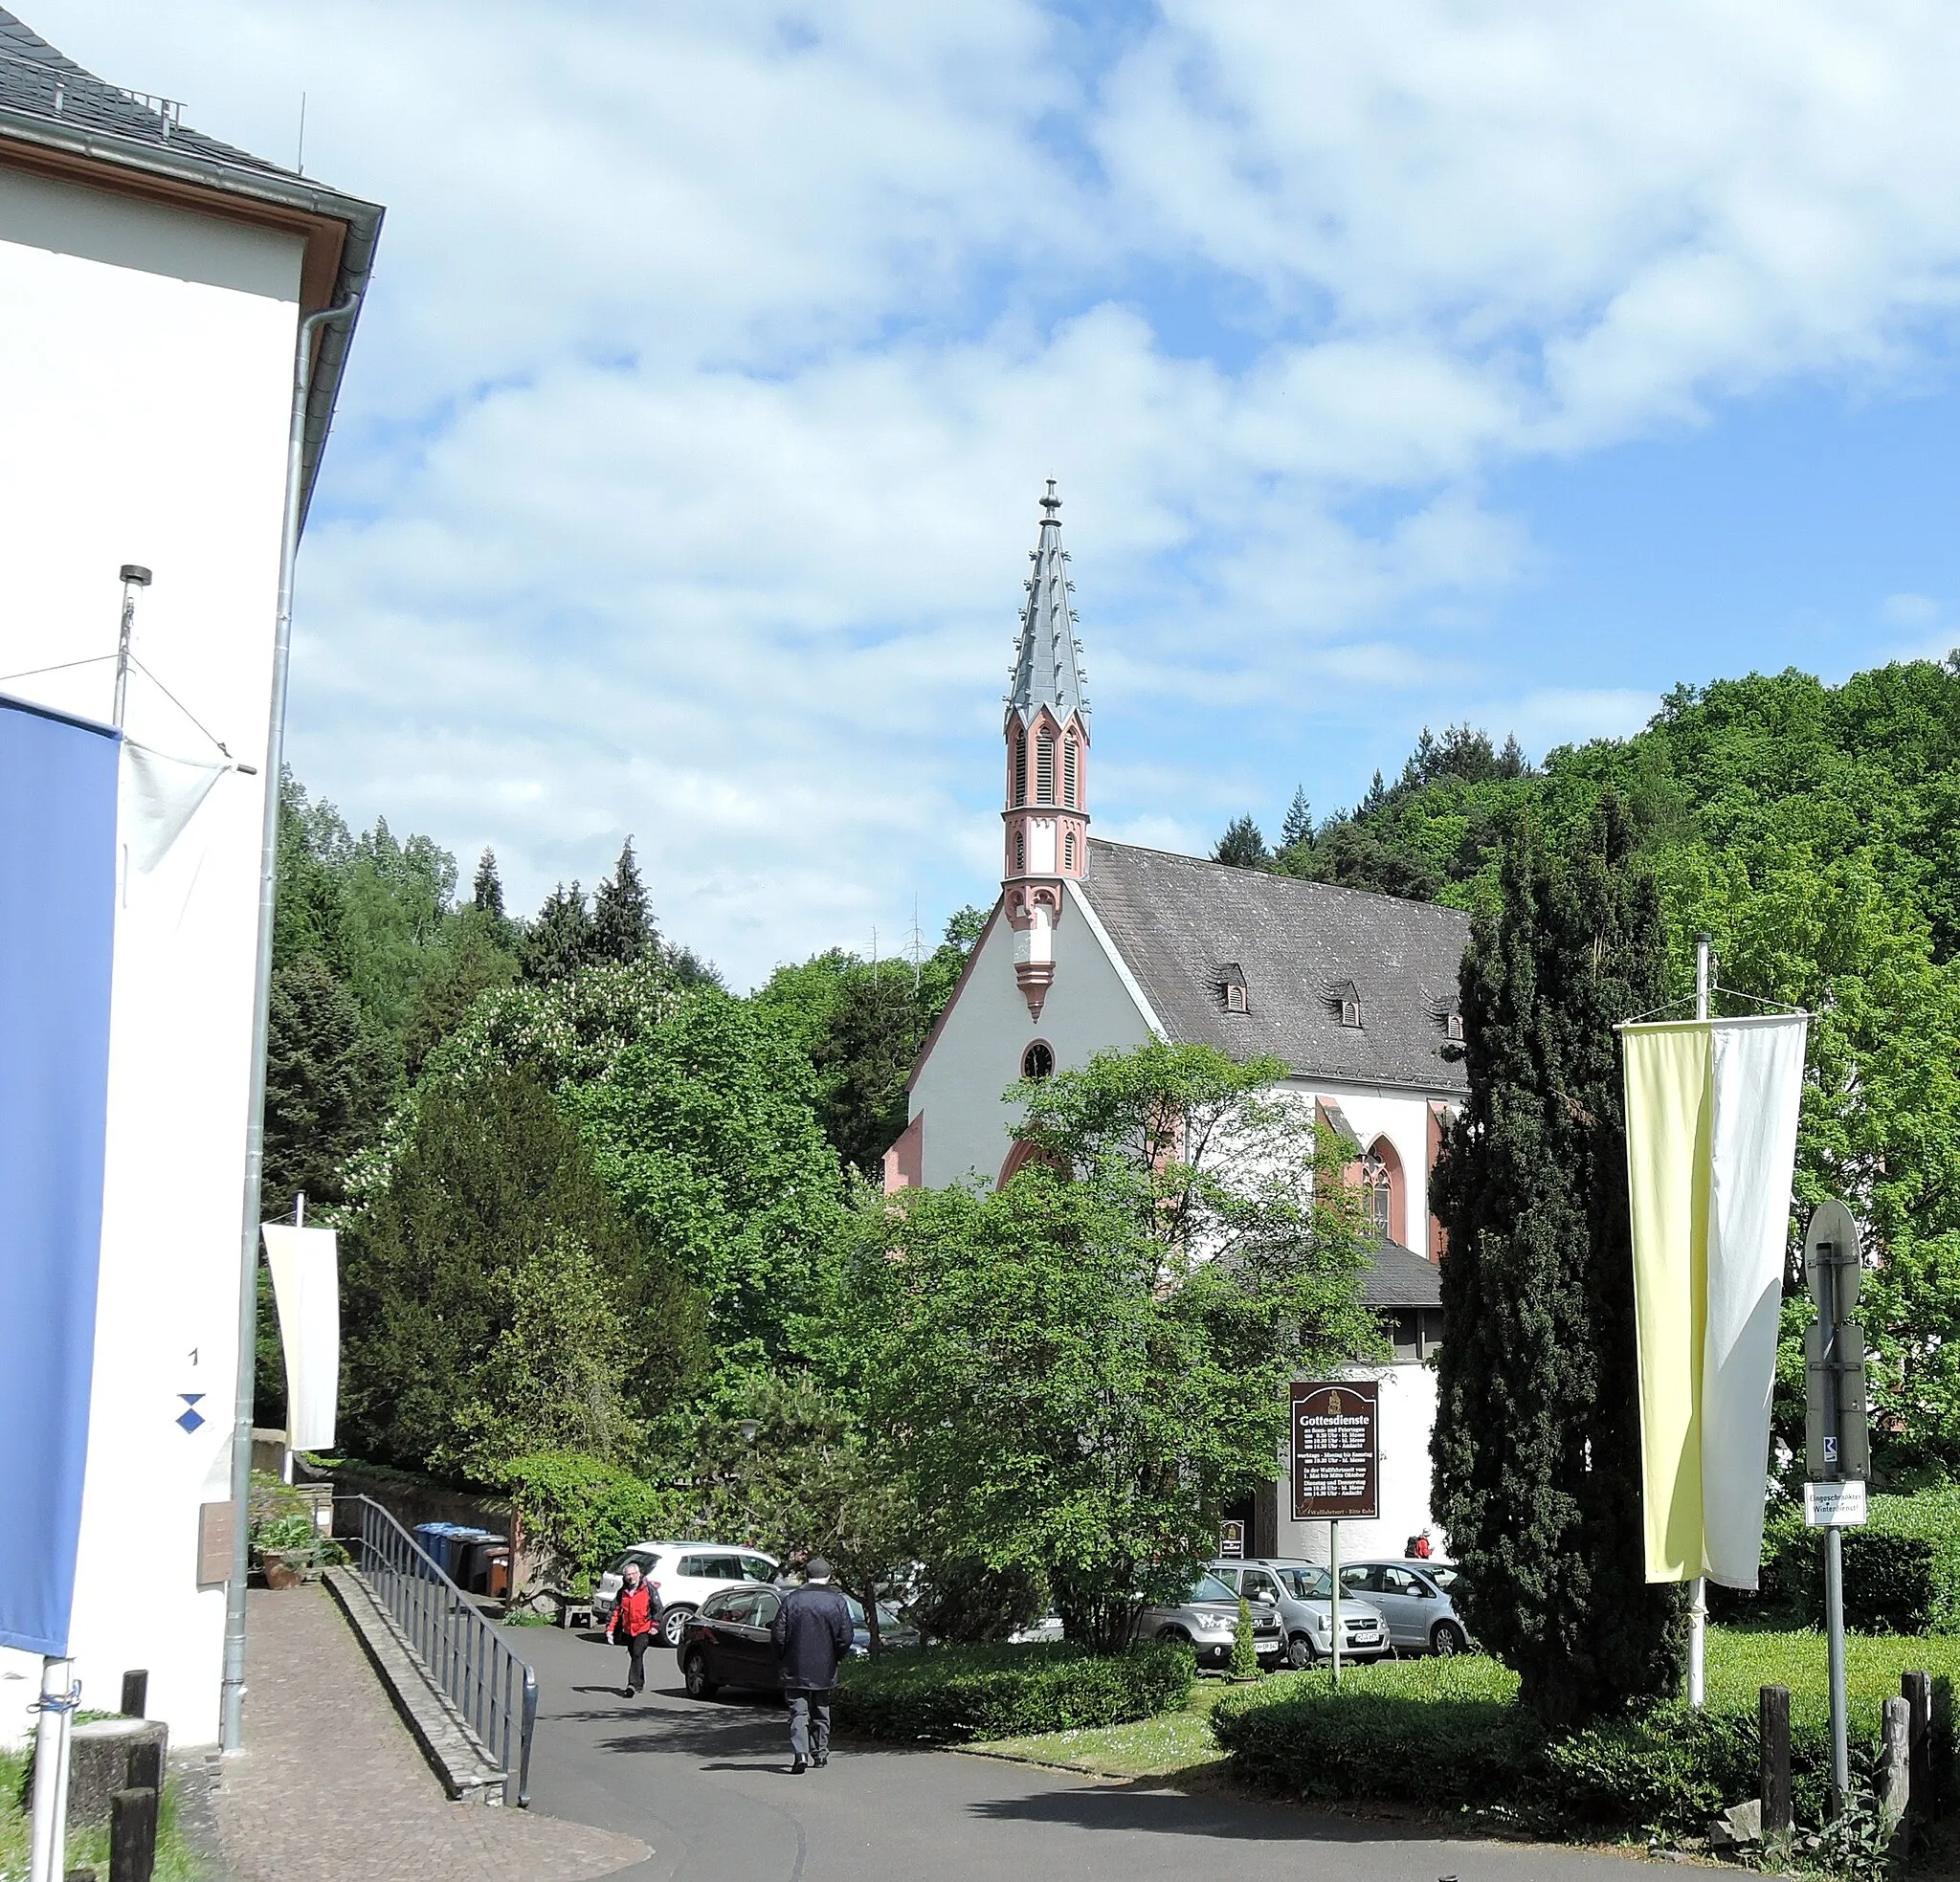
[337,1495,538,1806]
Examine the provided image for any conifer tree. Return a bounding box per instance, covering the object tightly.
[1280,786,1314,851]
[1431,793,1684,1727]
[592,838,657,964]
[1213,815,1269,870]
[523,881,595,984]
[473,847,505,919]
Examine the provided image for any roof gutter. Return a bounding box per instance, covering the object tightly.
[0,102,383,521]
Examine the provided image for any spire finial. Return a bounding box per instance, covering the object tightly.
[1040,478,1060,520]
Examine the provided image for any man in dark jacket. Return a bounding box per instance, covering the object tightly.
[768,1557,854,1772]
[606,1560,659,1697]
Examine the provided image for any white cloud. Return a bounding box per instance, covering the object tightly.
[27,0,1960,983]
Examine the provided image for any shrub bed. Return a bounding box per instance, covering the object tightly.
[1211,1651,1939,1840]
[836,1640,1195,1743]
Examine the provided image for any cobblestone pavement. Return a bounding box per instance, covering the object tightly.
[207,1587,648,1882]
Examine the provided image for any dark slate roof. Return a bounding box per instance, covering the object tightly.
[0,10,384,522]
[1080,839,1470,1093]
[1361,1240,1444,1309]
[0,11,290,177]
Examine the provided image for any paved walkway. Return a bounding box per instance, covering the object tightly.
[207,1587,647,1882]
[511,1625,1661,1882]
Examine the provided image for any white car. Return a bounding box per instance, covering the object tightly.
[592,1541,779,1647]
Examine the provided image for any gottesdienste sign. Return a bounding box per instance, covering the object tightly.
[1291,1381,1379,1520]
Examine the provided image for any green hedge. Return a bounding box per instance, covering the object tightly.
[1211,1655,1941,1839]
[1766,1489,1960,1634]
[835,1641,1194,1743]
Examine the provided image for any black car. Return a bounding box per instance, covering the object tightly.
[679,1583,785,1697]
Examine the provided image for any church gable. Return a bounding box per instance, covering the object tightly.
[1079,839,1470,1095]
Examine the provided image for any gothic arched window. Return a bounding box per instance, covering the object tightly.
[1359,1136,1404,1244]
[1063,829,1077,870]
[1036,733,1056,804]
[1013,729,1028,807]
[1063,739,1079,808]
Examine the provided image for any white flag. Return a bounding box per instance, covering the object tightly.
[261,1224,340,1451]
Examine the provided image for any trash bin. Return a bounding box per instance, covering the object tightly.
[450,1530,504,1594]
[413,1522,461,1578]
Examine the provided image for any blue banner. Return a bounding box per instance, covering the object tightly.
[0,694,118,1657]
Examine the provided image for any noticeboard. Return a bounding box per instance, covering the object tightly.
[1291,1380,1379,1521]
[1217,1519,1246,1559]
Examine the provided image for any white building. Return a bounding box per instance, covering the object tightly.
[885,485,1469,1562]
[0,11,379,1747]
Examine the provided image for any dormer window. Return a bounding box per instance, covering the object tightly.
[1326,977,1362,1029]
[1447,1011,1464,1042]
[1343,999,1362,1029]
[1218,963,1248,1013]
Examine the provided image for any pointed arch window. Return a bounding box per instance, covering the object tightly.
[1013,729,1028,807]
[1062,739,1078,808]
[1014,829,1026,872]
[1063,829,1077,871]
[1359,1136,1405,1245]
[1036,733,1056,804]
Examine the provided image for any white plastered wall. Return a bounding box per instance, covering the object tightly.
[0,165,301,1747]
[909,884,1158,1189]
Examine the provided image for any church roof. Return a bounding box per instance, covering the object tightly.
[1080,839,1470,1093]
[1360,1239,1445,1309]
[1007,480,1090,732]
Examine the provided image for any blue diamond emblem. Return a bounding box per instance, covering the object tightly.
[178,1392,206,1433]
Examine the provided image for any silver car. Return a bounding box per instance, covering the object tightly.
[1338,1558,1470,1656]
[1140,1570,1284,1668]
[1210,1559,1392,1670]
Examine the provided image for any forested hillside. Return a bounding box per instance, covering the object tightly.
[1215,657,1960,1483]
[258,772,980,1459]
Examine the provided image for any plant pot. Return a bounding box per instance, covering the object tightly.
[262,1552,309,1590]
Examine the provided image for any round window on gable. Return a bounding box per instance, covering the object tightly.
[1022,1041,1055,1080]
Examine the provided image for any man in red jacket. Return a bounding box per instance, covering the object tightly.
[607,1560,659,1697]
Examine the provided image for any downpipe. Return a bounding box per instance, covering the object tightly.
[219,294,359,1753]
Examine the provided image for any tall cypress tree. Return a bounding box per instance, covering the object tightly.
[1431,792,1684,1727]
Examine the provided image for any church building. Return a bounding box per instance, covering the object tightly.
[884,484,1472,1562]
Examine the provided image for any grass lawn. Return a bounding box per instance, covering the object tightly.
[976,1627,1960,1785]
[0,1748,208,1881]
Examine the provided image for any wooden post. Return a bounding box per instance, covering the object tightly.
[124,1734,163,1799]
[117,1672,146,1719]
[1879,1696,1912,1838]
[1904,1671,1932,1818]
[1760,1684,1793,1837]
[108,1787,157,1882]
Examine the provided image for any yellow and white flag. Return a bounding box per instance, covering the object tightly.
[1623,1014,1806,1588]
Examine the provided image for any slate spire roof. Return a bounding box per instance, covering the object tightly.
[1007,480,1091,733]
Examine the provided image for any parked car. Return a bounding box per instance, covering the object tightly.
[679,1583,785,1697]
[1007,1613,1064,1644]
[1208,1559,1392,1669]
[592,1541,779,1646]
[1338,1559,1469,1656]
[678,1585,920,1698]
[1139,1571,1284,1669]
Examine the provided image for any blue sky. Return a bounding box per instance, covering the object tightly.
[33,0,1960,985]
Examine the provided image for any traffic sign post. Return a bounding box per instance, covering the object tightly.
[1803,1199,1868,1816]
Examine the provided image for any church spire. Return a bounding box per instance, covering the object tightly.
[1009,479,1091,732]
[1001,480,1091,1021]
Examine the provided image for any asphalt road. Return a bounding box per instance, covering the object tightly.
[508,1625,1659,1882]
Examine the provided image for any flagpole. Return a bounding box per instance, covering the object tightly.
[1686,933,1711,1709]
